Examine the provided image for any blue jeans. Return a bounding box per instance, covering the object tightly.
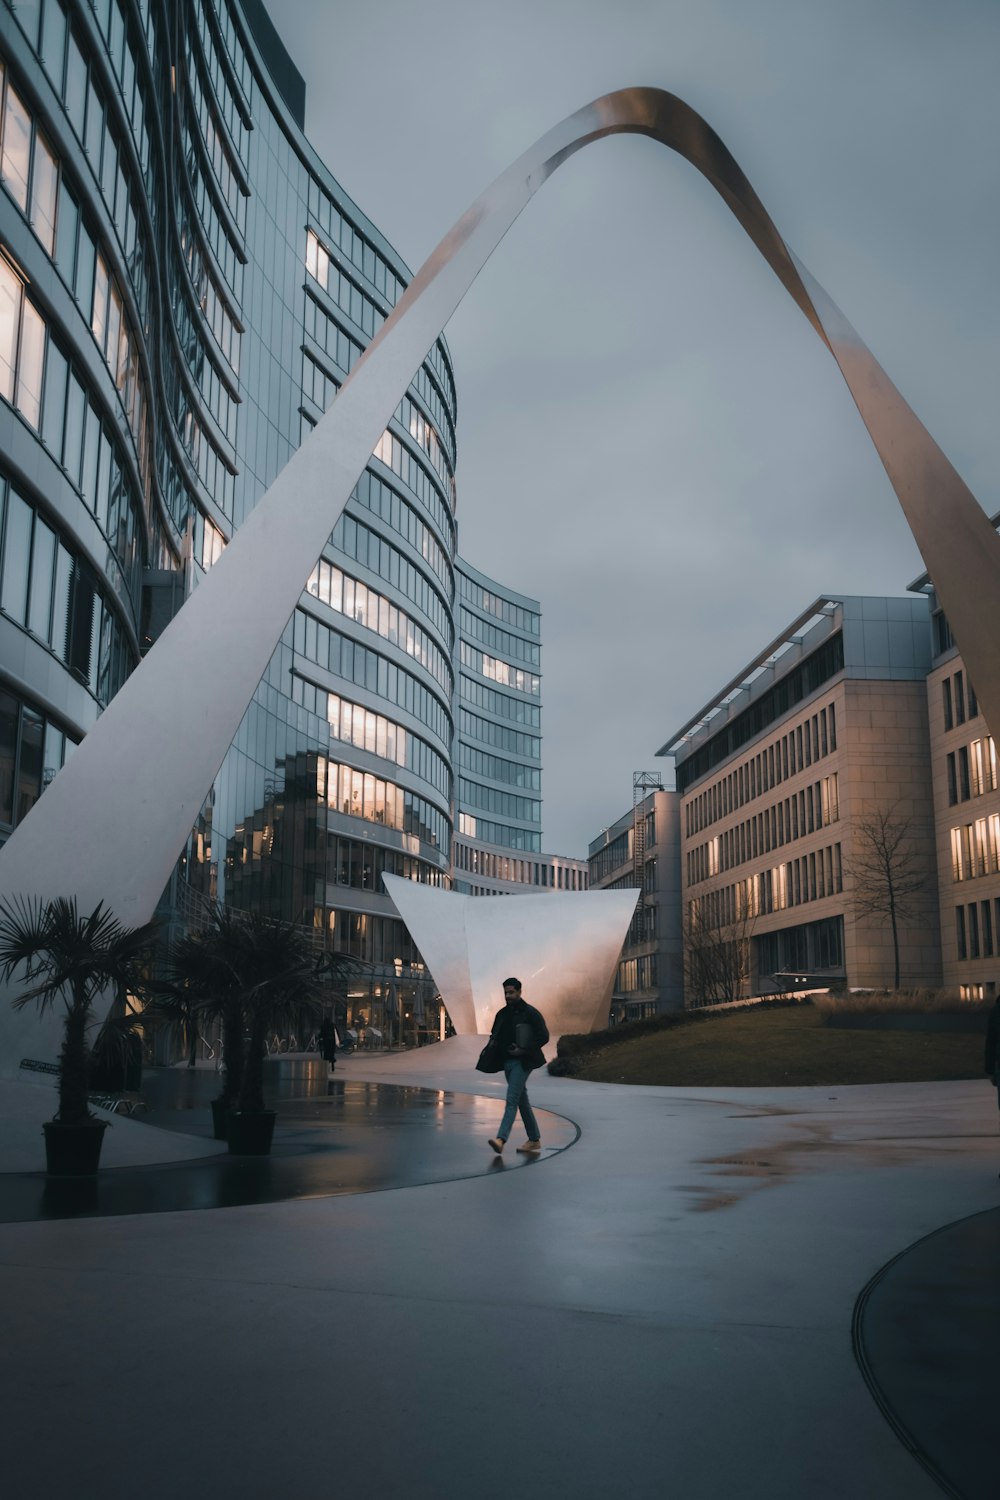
[498,1059,540,1142]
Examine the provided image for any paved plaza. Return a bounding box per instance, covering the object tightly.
[0,1038,996,1499]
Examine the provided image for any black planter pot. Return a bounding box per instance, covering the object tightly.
[226,1109,276,1156]
[210,1097,229,1140]
[43,1119,109,1177]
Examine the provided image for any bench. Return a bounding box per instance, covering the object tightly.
[19,1058,148,1117]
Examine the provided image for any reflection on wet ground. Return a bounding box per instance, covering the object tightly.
[0,1070,579,1224]
[684,1114,998,1214]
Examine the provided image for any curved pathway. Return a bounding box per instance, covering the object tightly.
[0,1039,996,1498]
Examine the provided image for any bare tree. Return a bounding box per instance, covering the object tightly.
[846,805,931,989]
[683,888,756,1007]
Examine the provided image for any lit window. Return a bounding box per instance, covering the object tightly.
[16,298,44,428]
[1,84,31,210]
[974,819,989,877]
[0,256,21,401]
[30,130,58,254]
[305,229,329,291]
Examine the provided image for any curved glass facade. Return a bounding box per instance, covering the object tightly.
[0,0,459,1037]
[455,558,544,879]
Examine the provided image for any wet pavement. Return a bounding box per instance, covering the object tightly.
[1,1042,996,1499]
[856,1205,1000,1500]
[0,1067,577,1222]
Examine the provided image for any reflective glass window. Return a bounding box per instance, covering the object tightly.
[41,2,67,86]
[55,179,78,277]
[1,84,31,210]
[74,225,95,313]
[41,340,67,456]
[106,284,122,381]
[62,372,85,481]
[1,489,32,623]
[30,129,58,253]
[51,541,72,657]
[84,80,102,163]
[0,258,20,400]
[92,255,108,349]
[17,708,42,824]
[101,131,117,210]
[0,689,16,824]
[27,515,54,639]
[64,33,87,137]
[15,0,43,48]
[16,298,45,428]
[43,721,64,783]
[81,406,100,505]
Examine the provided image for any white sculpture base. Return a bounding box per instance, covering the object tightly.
[383,875,639,1037]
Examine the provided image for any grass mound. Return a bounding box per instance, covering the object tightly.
[551,1003,989,1088]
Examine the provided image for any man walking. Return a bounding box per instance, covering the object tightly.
[487,977,549,1156]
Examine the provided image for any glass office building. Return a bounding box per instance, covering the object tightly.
[453,557,585,896]
[0,0,461,1040]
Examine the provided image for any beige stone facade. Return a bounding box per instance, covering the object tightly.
[588,788,683,1018]
[662,598,942,1003]
[927,646,1000,997]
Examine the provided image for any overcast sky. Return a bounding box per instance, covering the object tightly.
[276,0,1000,858]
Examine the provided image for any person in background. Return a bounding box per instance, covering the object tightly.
[487,977,549,1156]
[318,1016,338,1077]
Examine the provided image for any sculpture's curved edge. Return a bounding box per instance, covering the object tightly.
[1,86,996,1071]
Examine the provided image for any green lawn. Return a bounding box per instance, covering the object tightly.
[566,1007,988,1088]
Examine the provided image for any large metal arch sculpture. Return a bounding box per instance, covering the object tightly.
[2,87,998,1068]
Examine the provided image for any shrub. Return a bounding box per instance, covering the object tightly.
[812,987,989,1020]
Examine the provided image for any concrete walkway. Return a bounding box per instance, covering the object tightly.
[0,1039,996,1499]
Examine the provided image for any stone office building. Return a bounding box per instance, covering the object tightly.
[914,552,1000,999]
[587,783,682,1020]
[660,596,943,1004]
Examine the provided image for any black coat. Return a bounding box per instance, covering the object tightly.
[489,999,550,1072]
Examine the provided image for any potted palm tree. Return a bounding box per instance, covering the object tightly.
[158,909,253,1140]
[158,907,334,1153]
[226,914,328,1156]
[0,897,158,1176]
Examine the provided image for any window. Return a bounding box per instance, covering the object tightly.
[306,229,329,291]
[16,298,44,428]
[1,487,32,622]
[1,83,31,210]
[0,256,20,401]
[29,130,58,253]
[15,706,42,825]
[951,825,973,882]
[943,678,953,731]
[969,903,981,959]
[955,671,966,724]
